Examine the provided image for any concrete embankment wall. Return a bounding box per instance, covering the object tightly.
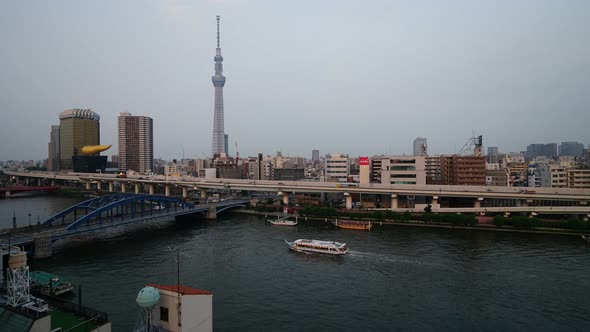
[231,209,585,237]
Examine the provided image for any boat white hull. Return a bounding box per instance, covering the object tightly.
[267,219,298,226]
[284,240,348,255]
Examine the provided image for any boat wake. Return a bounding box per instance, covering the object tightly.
[347,250,458,272]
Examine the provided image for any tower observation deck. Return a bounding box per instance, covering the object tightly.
[211,15,226,156]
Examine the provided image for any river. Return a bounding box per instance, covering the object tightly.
[2,195,590,331]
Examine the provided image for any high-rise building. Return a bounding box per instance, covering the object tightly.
[413,137,427,156]
[118,112,153,173]
[559,141,584,157]
[426,156,442,184]
[47,125,60,171]
[487,146,499,163]
[224,134,229,155]
[211,15,227,156]
[440,155,486,186]
[59,109,100,170]
[312,149,320,163]
[325,154,350,182]
[526,143,557,160]
[378,156,426,185]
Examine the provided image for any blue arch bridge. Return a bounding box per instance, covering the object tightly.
[1,194,249,256]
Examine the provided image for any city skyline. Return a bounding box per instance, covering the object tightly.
[1,1,589,161]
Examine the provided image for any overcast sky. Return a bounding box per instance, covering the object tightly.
[1,0,589,161]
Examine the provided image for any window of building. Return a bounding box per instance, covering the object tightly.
[391,166,416,171]
[160,306,169,322]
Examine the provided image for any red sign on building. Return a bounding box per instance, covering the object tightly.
[359,157,369,166]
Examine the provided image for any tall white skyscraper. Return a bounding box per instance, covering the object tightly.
[413,137,427,156]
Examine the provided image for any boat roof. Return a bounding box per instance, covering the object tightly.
[293,239,347,248]
[148,284,212,295]
[30,271,71,287]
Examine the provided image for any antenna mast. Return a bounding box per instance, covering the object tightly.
[216,15,220,48]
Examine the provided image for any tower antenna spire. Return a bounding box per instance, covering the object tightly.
[216,15,220,48]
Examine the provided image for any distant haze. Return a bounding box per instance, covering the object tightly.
[1,1,589,161]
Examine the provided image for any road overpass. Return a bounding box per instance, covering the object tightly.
[5,171,590,216]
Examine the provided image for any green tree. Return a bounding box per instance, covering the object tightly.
[493,215,506,227]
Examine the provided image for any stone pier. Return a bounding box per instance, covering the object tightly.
[207,206,217,220]
[34,233,53,259]
[391,194,398,209]
[344,192,352,209]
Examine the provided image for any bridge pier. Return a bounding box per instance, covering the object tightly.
[97,181,102,190]
[108,182,114,192]
[37,178,41,186]
[135,183,140,194]
[149,184,155,195]
[34,233,53,259]
[200,190,207,199]
[278,191,289,205]
[207,206,217,220]
[391,194,398,209]
[344,193,352,209]
[474,197,483,208]
[85,181,91,190]
[121,182,126,193]
[25,178,30,186]
[51,180,56,186]
[432,196,438,207]
[165,185,170,197]
[182,187,188,199]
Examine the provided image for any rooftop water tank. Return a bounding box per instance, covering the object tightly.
[8,252,27,269]
[136,286,160,309]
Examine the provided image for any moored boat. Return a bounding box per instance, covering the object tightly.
[267,218,298,226]
[30,271,74,296]
[333,220,372,231]
[284,239,348,255]
[267,215,297,226]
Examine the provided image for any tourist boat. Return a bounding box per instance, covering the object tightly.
[284,239,349,255]
[267,215,298,226]
[582,235,590,243]
[333,220,372,231]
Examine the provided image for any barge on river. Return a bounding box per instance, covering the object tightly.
[30,271,74,296]
[333,220,372,231]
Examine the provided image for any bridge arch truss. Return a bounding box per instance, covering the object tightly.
[44,194,195,230]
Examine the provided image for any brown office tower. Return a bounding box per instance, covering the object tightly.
[118,112,153,173]
[440,156,486,186]
[59,109,100,170]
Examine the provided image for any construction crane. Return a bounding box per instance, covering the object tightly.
[458,133,483,156]
[235,141,239,163]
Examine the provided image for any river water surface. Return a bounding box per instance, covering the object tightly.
[2,196,590,331]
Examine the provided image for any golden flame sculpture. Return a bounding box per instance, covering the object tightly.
[81,144,112,155]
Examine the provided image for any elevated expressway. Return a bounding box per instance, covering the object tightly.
[5,171,590,216]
